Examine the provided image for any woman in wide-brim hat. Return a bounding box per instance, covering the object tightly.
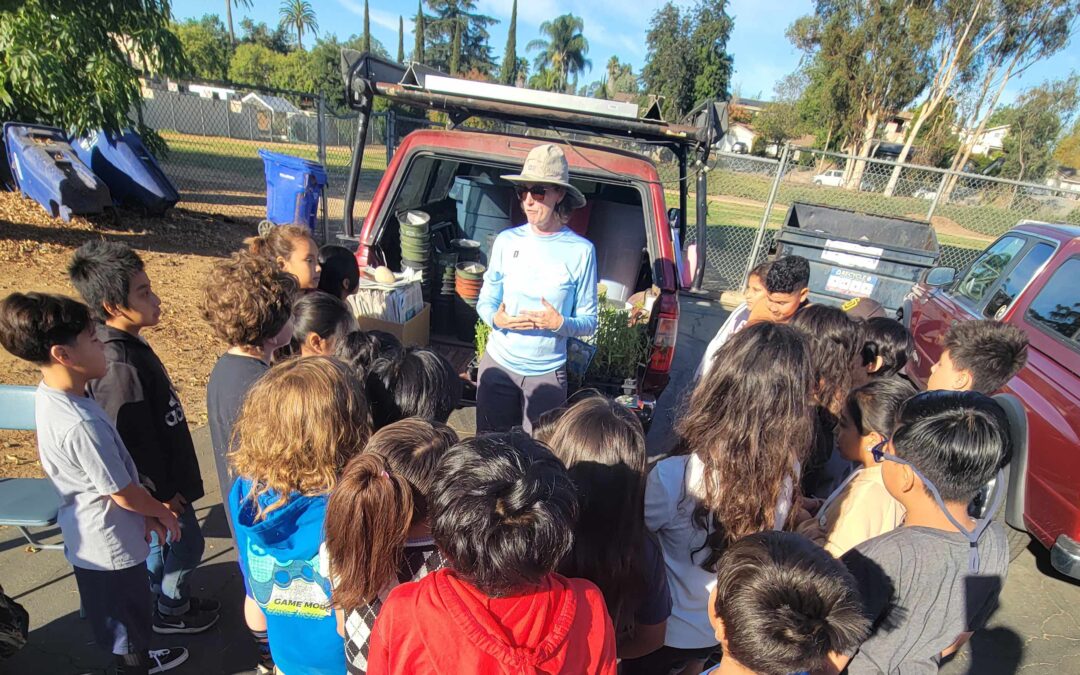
[474,143,598,433]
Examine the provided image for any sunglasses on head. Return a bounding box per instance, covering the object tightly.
[514,185,551,200]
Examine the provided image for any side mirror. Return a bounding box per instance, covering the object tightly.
[925,266,956,288]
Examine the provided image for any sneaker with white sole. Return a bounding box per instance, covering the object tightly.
[148,647,189,674]
[152,608,219,635]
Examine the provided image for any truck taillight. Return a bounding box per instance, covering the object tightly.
[354,244,371,268]
[642,292,679,395]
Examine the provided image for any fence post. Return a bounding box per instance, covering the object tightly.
[740,144,790,291]
[926,169,949,222]
[386,110,395,162]
[248,107,254,141]
[224,99,231,138]
[317,93,329,244]
[170,95,178,132]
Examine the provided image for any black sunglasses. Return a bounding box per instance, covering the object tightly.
[514,185,551,200]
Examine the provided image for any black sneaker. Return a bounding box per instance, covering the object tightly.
[148,648,189,674]
[152,608,219,635]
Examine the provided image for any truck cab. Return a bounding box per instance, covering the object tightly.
[905,222,1080,579]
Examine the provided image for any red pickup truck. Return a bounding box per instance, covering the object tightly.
[904,221,1080,580]
[338,53,724,400]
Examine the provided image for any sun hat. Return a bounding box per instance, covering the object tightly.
[501,144,586,209]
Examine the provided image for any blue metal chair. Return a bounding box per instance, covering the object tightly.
[0,385,62,550]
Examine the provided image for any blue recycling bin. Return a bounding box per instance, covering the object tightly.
[3,122,112,222]
[71,129,179,215]
[258,150,328,232]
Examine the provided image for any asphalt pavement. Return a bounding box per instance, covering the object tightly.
[1,292,1077,673]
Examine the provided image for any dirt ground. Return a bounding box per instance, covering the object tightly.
[0,191,257,478]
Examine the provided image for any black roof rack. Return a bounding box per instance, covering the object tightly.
[337,51,726,291]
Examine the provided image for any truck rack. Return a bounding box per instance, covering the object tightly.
[338,51,728,288]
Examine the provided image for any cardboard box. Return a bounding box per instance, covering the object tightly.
[355,303,430,347]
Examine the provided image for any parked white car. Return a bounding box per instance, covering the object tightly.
[813,169,844,187]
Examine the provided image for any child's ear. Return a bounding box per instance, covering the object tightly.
[275,255,288,270]
[898,463,918,495]
[102,302,123,320]
[798,286,810,303]
[307,333,327,355]
[49,344,72,366]
[867,355,884,373]
[955,368,974,391]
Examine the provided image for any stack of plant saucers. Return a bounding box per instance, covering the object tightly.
[399,210,433,300]
[433,251,458,335]
[454,261,486,341]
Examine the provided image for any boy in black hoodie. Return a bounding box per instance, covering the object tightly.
[69,241,219,635]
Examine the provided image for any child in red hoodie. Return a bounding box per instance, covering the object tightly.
[366,431,617,675]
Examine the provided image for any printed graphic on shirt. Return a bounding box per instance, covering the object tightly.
[246,541,332,619]
[164,389,186,428]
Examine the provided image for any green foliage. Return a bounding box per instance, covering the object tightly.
[788,0,933,156]
[691,0,734,107]
[997,74,1080,181]
[0,0,186,157]
[239,18,292,54]
[642,0,733,120]
[526,14,591,93]
[750,136,766,156]
[174,15,232,82]
[424,0,498,76]
[499,0,518,85]
[583,289,649,383]
[1054,119,1080,170]
[474,319,490,360]
[414,0,426,63]
[278,0,319,51]
[605,56,638,96]
[228,43,282,89]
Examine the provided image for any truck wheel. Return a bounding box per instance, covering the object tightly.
[994,506,1029,562]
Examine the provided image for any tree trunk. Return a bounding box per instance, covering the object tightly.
[883,0,992,197]
[226,0,235,45]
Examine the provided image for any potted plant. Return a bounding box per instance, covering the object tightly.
[470,319,491,382]
[575,290,649,396]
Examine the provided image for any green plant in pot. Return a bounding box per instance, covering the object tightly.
[577,288,648,394]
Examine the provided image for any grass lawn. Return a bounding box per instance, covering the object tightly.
[158,130,387,176]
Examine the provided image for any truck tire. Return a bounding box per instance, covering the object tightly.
[995,506,1029,562]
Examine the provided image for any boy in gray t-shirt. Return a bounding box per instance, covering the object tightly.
[821,391,1012,675]
[0,293,186,675]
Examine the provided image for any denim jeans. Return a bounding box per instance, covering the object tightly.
[146,505,205,615]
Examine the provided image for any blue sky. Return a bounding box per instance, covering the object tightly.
[174,0,1077,104]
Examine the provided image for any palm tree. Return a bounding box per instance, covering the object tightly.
[526,14,591,93]
[225,0,253,45]
[278,0,318,50]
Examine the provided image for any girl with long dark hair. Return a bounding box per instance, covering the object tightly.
[628,322,815,675]
[538,395,671,661]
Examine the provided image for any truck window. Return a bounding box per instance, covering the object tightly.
[1025,257,1080,351]
[953,235,1025,307]
[983,242,1055,319]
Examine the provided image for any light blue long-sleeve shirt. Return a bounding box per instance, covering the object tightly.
[476,224,598,376]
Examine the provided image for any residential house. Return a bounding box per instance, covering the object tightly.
[883,111,915,144]
[959,124,1010,156]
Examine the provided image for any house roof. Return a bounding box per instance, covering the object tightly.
[241,92,301,113]
[734,97,770,109]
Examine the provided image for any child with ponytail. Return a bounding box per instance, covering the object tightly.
[323,419,458,675]
[246,225,321,290]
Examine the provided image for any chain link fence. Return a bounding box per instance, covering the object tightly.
[141,87,1080,292]
[140,86,394,240]
[697,145,1080,295]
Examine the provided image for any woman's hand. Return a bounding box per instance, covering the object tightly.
[493,303,536,331]
[521,298,564,332]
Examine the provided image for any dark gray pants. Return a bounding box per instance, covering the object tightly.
[476,352,567,434]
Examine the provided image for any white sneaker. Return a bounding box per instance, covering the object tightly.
[148,647,189,674]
